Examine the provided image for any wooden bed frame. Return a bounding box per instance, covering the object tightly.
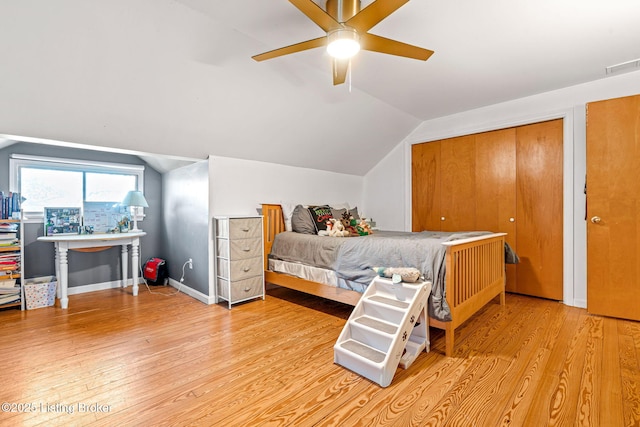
[261,203,506,357]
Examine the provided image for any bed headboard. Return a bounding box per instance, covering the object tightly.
[262,204,285,270]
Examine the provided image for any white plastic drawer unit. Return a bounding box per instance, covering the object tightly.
[214,216,264,309]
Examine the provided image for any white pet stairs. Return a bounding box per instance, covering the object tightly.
[334,276,432,387]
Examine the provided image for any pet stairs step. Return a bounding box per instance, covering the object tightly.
[338,339,386,363]
[366,295,410,309]
[399,336,427,369]
[334,276,432,387]
[353,315,398,335]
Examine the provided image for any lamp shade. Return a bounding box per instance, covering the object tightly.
[327,27,360,59]
[122,190,149,208]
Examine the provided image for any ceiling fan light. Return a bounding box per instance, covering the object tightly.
[327,28,360,59]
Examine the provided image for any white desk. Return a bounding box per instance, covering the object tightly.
[37,232,146,309]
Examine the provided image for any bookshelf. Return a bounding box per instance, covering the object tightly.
[0,219,22,310]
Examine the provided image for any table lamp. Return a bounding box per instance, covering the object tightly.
[122,190,149,231]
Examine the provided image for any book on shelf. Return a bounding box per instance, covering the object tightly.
[0,279,17,289]
[0,191,22,220]
[0,264,18,272]
[0,239,19,247]
[0,223,19,232]
[0,293,20,305]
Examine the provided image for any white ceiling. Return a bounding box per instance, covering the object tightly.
[183,0,640,118]
[1,0,639,175]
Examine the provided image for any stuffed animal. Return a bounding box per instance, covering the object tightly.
[341,212,360,236]
[372,266,422,283]
[328,218,349,237]
[317,220,332,236]
[318,218,349,237]
[356,219,373,235]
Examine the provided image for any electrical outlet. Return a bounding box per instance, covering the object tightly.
[188,258,193,269]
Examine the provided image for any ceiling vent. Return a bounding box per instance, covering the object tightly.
[605,58,640,75]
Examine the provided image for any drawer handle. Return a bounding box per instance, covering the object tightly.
[244,287,251,292]
[242,267,251,272]
[242,227,250,232]
[242,247,251,252]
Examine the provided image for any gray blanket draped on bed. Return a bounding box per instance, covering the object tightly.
[268,231,517,322]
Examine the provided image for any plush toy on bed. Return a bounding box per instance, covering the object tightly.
[356,219,373,236]
[373,266,422,283]
[318,218,349,237]
[340,212,361,236]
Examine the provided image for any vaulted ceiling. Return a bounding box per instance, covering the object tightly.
[1,0,639,175]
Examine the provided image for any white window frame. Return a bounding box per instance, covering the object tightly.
[9,154,145,220]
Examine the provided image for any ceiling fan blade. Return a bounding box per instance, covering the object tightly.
[360,33,434,61]
[332,58,349,85]
[289,0,340,32]
[252,37,327,62]
[346,0,409,33]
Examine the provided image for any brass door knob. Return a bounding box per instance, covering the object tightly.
[591,216,602,224]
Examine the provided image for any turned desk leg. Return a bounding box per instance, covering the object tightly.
[54,245,61,300]
[58,245,69,309]
[121,244,128,290]
[131,242,140,297]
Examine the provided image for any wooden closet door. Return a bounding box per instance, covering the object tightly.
[440,135,476,231]
[586,95,640,321]
[475,128,517,290]
[412,141,441,231]
[515,119,564,300]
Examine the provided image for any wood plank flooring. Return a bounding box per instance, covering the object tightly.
[0,286,638,426]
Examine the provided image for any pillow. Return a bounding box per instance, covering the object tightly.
[331,206,360,221]
[291,205,316,235]
[307,205,333,233]
[349,206,360,220]
[280,202,298,232]
[330,208,347,221]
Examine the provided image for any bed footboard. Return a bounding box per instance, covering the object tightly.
[435,233,506,356]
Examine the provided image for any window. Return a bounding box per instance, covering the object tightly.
[20,168,83,211]
[10,154,145,220]
[86,173,137,203]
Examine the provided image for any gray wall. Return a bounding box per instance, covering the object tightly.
[161,160,209,295]
[0,142,163,287]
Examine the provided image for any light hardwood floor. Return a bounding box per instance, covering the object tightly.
[0,285,638,426]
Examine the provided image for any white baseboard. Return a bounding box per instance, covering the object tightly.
[165,278,215,304]
[66,278,214,305]
[67,279,128,295]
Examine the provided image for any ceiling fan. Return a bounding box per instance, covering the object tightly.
[252,0,434,85]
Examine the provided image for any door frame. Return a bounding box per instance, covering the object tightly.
[405,108,580,307]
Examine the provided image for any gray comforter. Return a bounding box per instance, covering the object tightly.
[269,230,507,321]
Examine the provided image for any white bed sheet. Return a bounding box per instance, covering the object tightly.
[268,259,338,287]
[268,259,369,293]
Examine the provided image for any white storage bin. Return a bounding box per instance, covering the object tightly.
[24,276,57,310]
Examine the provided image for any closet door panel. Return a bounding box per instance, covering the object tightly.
[412,142,441,231]
[586,95,640,321]
[475,128,517,232]
[475,128,517,290]
[515,119,563,300]
[440,135,476,231]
